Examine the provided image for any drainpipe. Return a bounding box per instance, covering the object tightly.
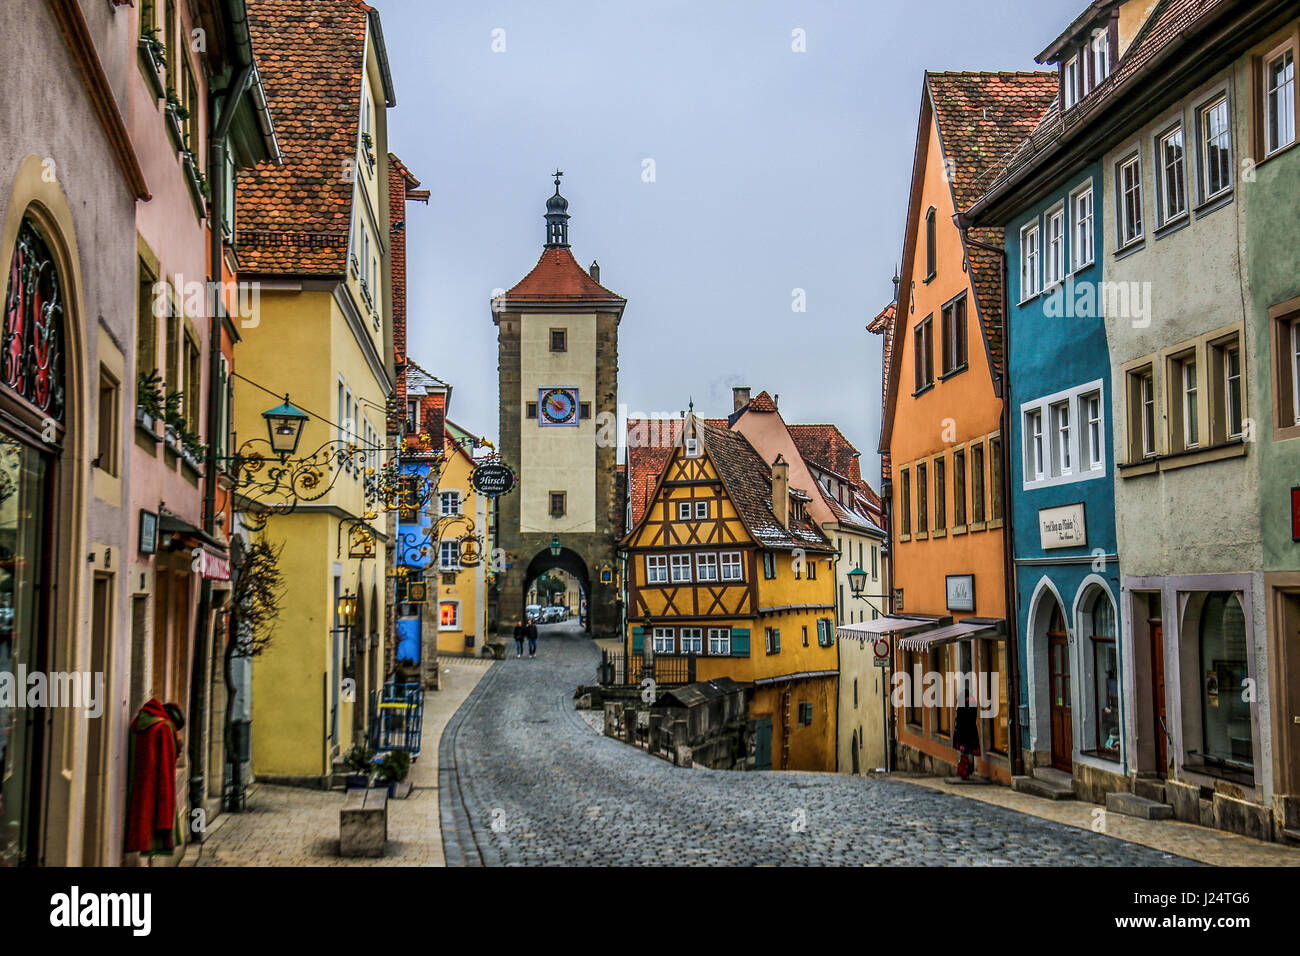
[954,214,1024,780]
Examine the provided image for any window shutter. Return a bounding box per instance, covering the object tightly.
[632,626,644,654]
[774,627,781,652]
[730,628,750,657]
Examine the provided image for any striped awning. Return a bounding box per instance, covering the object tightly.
[896,619,1005,652]
[834,616,941,641]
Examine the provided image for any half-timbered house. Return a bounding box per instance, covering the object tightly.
[621,416,838,771]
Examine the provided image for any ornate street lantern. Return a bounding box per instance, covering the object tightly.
[337,590,357,626]
[262,395,309,458]
[847,565,868,598]
[549,536,561,557]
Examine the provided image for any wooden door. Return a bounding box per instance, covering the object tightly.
[1048,624,1072,772]
[1150,622,1168,774]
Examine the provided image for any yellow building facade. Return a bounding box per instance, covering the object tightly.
[435,420,495,656]
[622,418,838,771]
[233,8,397,782]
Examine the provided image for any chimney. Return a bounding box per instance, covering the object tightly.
[589,260,600,284]
[732,386,751,413]
[771,454,789,528]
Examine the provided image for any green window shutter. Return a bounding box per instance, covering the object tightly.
[730,628,750,657]
[774,627,781,652]
[824,618,835,645]
[632,626,645,654]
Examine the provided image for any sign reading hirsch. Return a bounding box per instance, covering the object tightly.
[471,462,517,498]
[1038,503,1087,550]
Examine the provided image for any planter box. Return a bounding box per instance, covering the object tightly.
[164,104,185,150]
[137,38,166,98]
[163,425,182,455]
[180,445,204,474]
[135,407,163,443]
[182,151,208,217]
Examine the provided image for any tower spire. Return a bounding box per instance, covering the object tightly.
[544,170,570,248]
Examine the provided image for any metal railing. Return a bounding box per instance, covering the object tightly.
[598,650,696,687]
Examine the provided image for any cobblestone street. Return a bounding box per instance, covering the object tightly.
[440,622,1207,866]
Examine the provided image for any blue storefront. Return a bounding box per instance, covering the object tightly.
[395,458,436,666]
[1004,161,1127,798]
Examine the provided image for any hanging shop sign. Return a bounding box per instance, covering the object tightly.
[348,525,376,559]
[139,510,158,555]
[1038,502,1087,550]
[471,461,517,498]
[406,581,428,605]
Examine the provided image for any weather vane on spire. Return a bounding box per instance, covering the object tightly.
[552,168,564,190]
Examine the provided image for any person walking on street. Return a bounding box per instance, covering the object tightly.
[527,618,539,658]
[513,618,527,658]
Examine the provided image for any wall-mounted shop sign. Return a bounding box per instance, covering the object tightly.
[470,461,517,498]
[139,510,158,555]
[946,574,975,612]
[1038,502,1087,550]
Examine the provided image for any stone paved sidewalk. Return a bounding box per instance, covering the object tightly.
[891,775,1300,867]
[185,655,491,867]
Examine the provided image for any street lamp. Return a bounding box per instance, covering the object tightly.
[262,395,309,459]
[550,536,561,557]
[847,565,868,598]
[337,590,357,626]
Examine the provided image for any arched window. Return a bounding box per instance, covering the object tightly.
[1198,592,1250,768]
[3,219,66,425]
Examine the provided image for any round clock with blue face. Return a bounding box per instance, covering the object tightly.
[540,387,578,425]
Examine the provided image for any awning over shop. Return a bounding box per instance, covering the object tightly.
[158,510,230,580]
[896,618,1005,652]
[835,616,943,641]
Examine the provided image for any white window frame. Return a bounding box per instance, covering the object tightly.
[680,627,703,655]
[440,490,462,516]
[1141,370,1157,458]
[1020,220,1041,301]
[720,551,743,581]
[1071,182,1094,271]
[1051,400,1072,476]
[1180,354,1200,449]
[1045,204,1065,288]
[645,554,668,584]
[652,627,675,655]
[1157,124,1187,224]
[670,553,692,583]
[1091,29,1110,87]
[1063,55,1079,109]
[694,500,709,519]
[1021,379,1106,489]
[1117,153,1144,247]
[1264,44,1296,157]
[439,599,460,631]
[1199,95,1233,201]
[1083,391,1103,470]
[707,627,731,656]
[1291,317,1300,427]
[677,501,691,520]
[439,540,461,571]
[1224,342,1243,439]
[695,552,719,582]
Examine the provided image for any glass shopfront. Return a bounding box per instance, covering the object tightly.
[1199,592,1251,767]
[1089,596,1120,758]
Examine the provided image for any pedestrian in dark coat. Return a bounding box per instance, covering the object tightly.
[527,619,539,658]
[953,696,982,779]
[513,619,527,658]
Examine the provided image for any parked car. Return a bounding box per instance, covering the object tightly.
[525,604,542,623]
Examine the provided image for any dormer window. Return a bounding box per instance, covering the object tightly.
[1063,55,1079,109]
[1090,29,1110,88]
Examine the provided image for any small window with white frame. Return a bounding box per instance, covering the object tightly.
[720,551,743,581]
[1157,123,1187,225]
[1198,94,1233,201]
[645,554,668,584]
[1263,42,1296,157]
[680,627,703,654]
[1117,153,1143,247]
[695,552,718,582]
[1045,205,1065,287]
[1071,182,1094,270]
[1050,400,1072,476]
[1081,390,1103,471]
[1210,333,1244,443]
[694,500,709,519]
[652,627,675,654]
[670,553,692,583]
[440,490,462,516]
[1025,408,1045,481]
[1063,55,1079,110]
[708,627,731,656]
[1091,29,1110,86]
[1020,220,1041,300]
[1126,365,1158,461]
[677,501,692,521]
[440,540,461,570]
[1169,349,1199,452]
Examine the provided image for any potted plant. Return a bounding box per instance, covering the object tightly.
[138,29,166,97]
[136,368,164,435]
[164,88,187,147]
[374,750,410,798]
[163,388,184,451]
[180,429,205,472]
[342,743,374,790]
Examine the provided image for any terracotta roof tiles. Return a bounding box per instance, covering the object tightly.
[505,247,625,303]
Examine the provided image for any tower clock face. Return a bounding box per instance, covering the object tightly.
[539,387,579,425]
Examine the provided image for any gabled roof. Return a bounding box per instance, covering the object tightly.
[880,72,1057,453]
[787,424,862,485]
[404,359,449,395]
[1038,0,1126,63]
[503,247,626,304]
[237,0,383,275]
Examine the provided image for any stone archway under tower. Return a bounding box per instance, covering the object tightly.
[521,547,591,631]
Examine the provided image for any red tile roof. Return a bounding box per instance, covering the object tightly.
[868,302,895,480]
[505,247,626,303]
[746,390,779,413]
[625,418,682,526]
[236,0,374,275]
[787,425,862,484]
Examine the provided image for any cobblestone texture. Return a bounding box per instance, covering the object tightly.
[441,622,1198,866]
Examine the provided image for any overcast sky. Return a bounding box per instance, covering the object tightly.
[384,0,1080,487]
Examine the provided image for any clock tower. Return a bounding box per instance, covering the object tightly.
[492,175,626,637]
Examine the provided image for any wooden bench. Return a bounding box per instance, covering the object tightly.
[340,786,388,858]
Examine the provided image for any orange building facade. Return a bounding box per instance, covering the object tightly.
[880,73,1056,783]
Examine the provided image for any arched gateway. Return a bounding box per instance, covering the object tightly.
[491,175,624,637]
